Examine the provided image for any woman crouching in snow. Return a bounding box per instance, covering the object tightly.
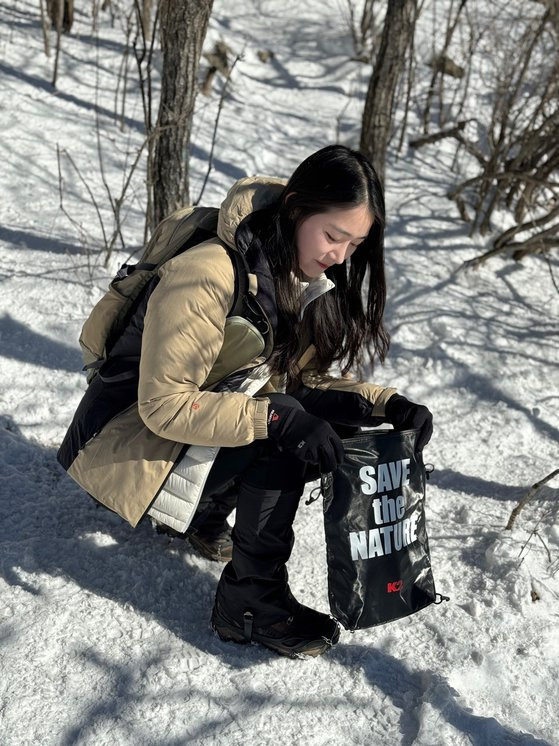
[58,144,433,658]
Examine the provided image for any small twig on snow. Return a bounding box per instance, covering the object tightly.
[506,469,559,530]
[545,254,559,295]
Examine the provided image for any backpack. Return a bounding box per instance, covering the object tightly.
[79,205,250,384]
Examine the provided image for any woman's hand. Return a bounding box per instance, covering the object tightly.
[290,385,384,427]
[266,402,345,472]
[385,395,433,451]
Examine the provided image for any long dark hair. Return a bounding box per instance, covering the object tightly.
[239,144,389,379]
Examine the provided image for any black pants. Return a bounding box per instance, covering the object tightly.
[193,393,356,625]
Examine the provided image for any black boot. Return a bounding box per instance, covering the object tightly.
[211,596,340,658]
[153,520,234,562]
[153,480,238,562]
[186,479,238,561]
[211,482,340,658]
[187,525,233,562]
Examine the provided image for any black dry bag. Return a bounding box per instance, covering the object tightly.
[323,428,445,630]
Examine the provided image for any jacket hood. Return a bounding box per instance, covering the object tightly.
[217,176,287,248]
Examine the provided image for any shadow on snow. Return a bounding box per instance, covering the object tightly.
[0,314,83,372]
[0,418,553,745]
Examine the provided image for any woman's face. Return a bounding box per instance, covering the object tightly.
[295,204,373,279]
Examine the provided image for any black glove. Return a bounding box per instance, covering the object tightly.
[385,394,433,451]
[291,385,385,428]
[267,402,345,472]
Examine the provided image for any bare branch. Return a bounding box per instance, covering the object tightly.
[545,253,559,294]
[58,146,109,251]
[493,202,559,249]
[506,469,559,530]
[409,120,468,148]
[194,53,240,206]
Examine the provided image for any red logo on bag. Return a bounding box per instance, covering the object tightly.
[387,580,403,593]
[271,413,279,422]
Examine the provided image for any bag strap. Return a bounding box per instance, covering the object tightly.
[226,246,250,317]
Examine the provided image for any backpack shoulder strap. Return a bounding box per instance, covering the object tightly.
[226,246,250,318]
[80,206,220,379]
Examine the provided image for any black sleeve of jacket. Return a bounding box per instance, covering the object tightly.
[291,385,386,428]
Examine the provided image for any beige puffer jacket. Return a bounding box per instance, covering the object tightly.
[66,177,396,526]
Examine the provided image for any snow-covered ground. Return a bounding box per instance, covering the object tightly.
[1,1,558,744]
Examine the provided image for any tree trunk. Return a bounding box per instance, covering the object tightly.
[152,0,214,228]
[47,0,74,32]
[360,0,417,184]
[51,0,64,88]
[141,0,153,42]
